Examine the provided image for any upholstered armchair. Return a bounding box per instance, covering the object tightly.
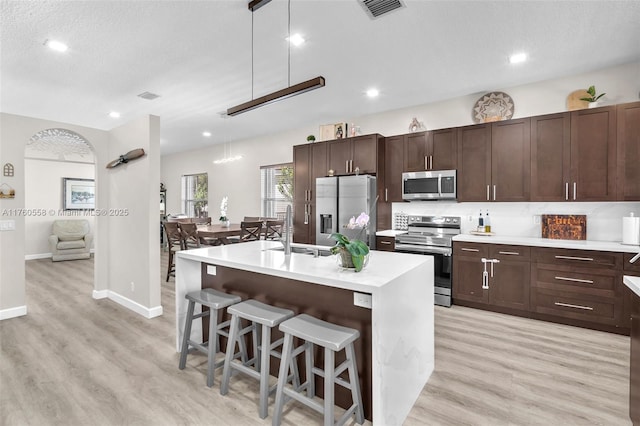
[48,219,93,261]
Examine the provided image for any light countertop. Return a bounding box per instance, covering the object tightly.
[176,240,428,293]
[376,229,407,237]
[624,275,640,298]
[452,234,640,253]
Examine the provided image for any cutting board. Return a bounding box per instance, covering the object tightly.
[566,90,590,111]
[542,214,587,240]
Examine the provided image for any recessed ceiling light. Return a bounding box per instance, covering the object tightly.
[366,88,379,98]
[44,39,68,52]
[287,33,305,47]
[109,111,121,118]
[202,131,212,137]
[509,53,527,64]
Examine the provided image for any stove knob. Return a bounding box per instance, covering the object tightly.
[445,218,450,222]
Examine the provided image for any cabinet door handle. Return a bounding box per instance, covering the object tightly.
[554,302,593,311]
[555,255,594,262]
[385,188,388,202]
[493,185,496,201]
[461,248,479,252]
[554,276,594,284]
[304,204,308,225]
[429,156,433,170]
[573,182,577,200]
[498,251,520,255]
[565,182,569,201]
[350,160,353,173]
[379,240,392,245]
[486,185,490,201]
[424,156,428,170]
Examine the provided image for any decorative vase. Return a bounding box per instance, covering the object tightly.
[336,248,369,271]
[588,101,599,108]
[221,220,230,227]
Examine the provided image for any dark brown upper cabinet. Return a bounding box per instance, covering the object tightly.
[404,129,457,172]
[383,135,405,203]
[457,119,530,202]
[570,106,617,201]
[531,112,571,201]
[293,142,327,244]
[617,101,640,201]
[457,123,492,202]
[327,134,380,175]
[491,118,531,202]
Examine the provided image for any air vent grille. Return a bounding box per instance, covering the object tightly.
[137,91,161,100]
[361,0,404,18]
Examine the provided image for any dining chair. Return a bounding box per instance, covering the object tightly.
[164,222,184,282]
[238,221,263,242]
[264,220,284,240]
[179,222,201,249]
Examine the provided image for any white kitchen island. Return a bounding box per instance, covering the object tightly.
[175,240,433,426]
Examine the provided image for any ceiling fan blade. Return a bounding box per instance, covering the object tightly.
[124,148,146,161]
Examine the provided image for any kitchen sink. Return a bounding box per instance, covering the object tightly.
[266,245,333,257]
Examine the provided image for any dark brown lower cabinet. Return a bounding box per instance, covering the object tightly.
[375,236,395,252]
[452,242,631,335]
[631,293,640,424]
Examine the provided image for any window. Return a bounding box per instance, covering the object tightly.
[260,163,293,219]
[181,173,208,217]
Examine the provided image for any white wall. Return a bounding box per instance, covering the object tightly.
[24,159,95,257]
[161,62,640,222]
[0,112,161,320]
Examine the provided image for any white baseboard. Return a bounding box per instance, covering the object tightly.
[0,305,27,320]
[25,253,51,260]
[98,290,163,319]
[25,248,95,261]
[92,289,109,299]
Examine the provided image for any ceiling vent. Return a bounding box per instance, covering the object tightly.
[360,0,404,19]
[137,91,161,100]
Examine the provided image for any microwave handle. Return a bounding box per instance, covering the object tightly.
[438,175,442,197]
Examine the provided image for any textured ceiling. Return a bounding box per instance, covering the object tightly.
[1,0,639,156]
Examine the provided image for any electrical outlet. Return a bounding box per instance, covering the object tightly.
[130,282,135,292]
[533,215,541,225]
[468,215,473,222]
[0,220,15,231]
[353,292,372,309]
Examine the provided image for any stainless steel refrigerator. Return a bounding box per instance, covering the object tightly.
[315,175,377,247]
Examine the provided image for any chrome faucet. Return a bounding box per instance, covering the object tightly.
[281,204,292,256]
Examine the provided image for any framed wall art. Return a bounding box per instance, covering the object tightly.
[319,122,349,141]
[63,178,95,210]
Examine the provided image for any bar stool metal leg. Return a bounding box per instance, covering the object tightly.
[179,299,196,370]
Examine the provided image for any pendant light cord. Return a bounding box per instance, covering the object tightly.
[287,0,291,87]
[251,11,254,100]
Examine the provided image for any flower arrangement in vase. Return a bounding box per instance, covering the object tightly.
[329,212,370,272]
[219,196,230,227]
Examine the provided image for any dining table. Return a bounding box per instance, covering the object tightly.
[196,223,242,245]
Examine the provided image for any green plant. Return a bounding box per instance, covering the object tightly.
[306,134,316,142]
[580,85,605,103]
[329,233,369,272]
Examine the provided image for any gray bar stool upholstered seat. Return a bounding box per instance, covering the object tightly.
[272,314,364,426]
[179,288,246,387]
[220,299,297,419]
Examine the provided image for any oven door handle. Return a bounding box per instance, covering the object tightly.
[394,243,452,256]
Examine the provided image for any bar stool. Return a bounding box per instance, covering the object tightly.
[220,299,297,419]
[272,314,364,426]
[178,288,246,387]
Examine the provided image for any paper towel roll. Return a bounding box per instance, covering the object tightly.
[623,213,640,246]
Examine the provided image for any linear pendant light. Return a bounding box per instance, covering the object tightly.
[226,0,325,116]
[227,76,325,116]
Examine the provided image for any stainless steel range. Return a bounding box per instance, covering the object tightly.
[394,216,461,307]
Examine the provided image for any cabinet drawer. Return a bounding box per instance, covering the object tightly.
[531,287,621,325]
[533,247,622,269]
[624,253,640,274]
[375,236,395,252]
[453,242,488,257]
[490,244,530,261]
[533,264,619,296]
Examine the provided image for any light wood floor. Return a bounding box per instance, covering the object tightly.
[0,255,631,425]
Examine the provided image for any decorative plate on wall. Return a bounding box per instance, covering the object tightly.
[472,91,515,123]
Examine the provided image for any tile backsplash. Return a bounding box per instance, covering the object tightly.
[391,201,640,242]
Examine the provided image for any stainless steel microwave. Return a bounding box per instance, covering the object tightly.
[402,170,457,201]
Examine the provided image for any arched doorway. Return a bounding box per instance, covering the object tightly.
[24,128,97,292]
